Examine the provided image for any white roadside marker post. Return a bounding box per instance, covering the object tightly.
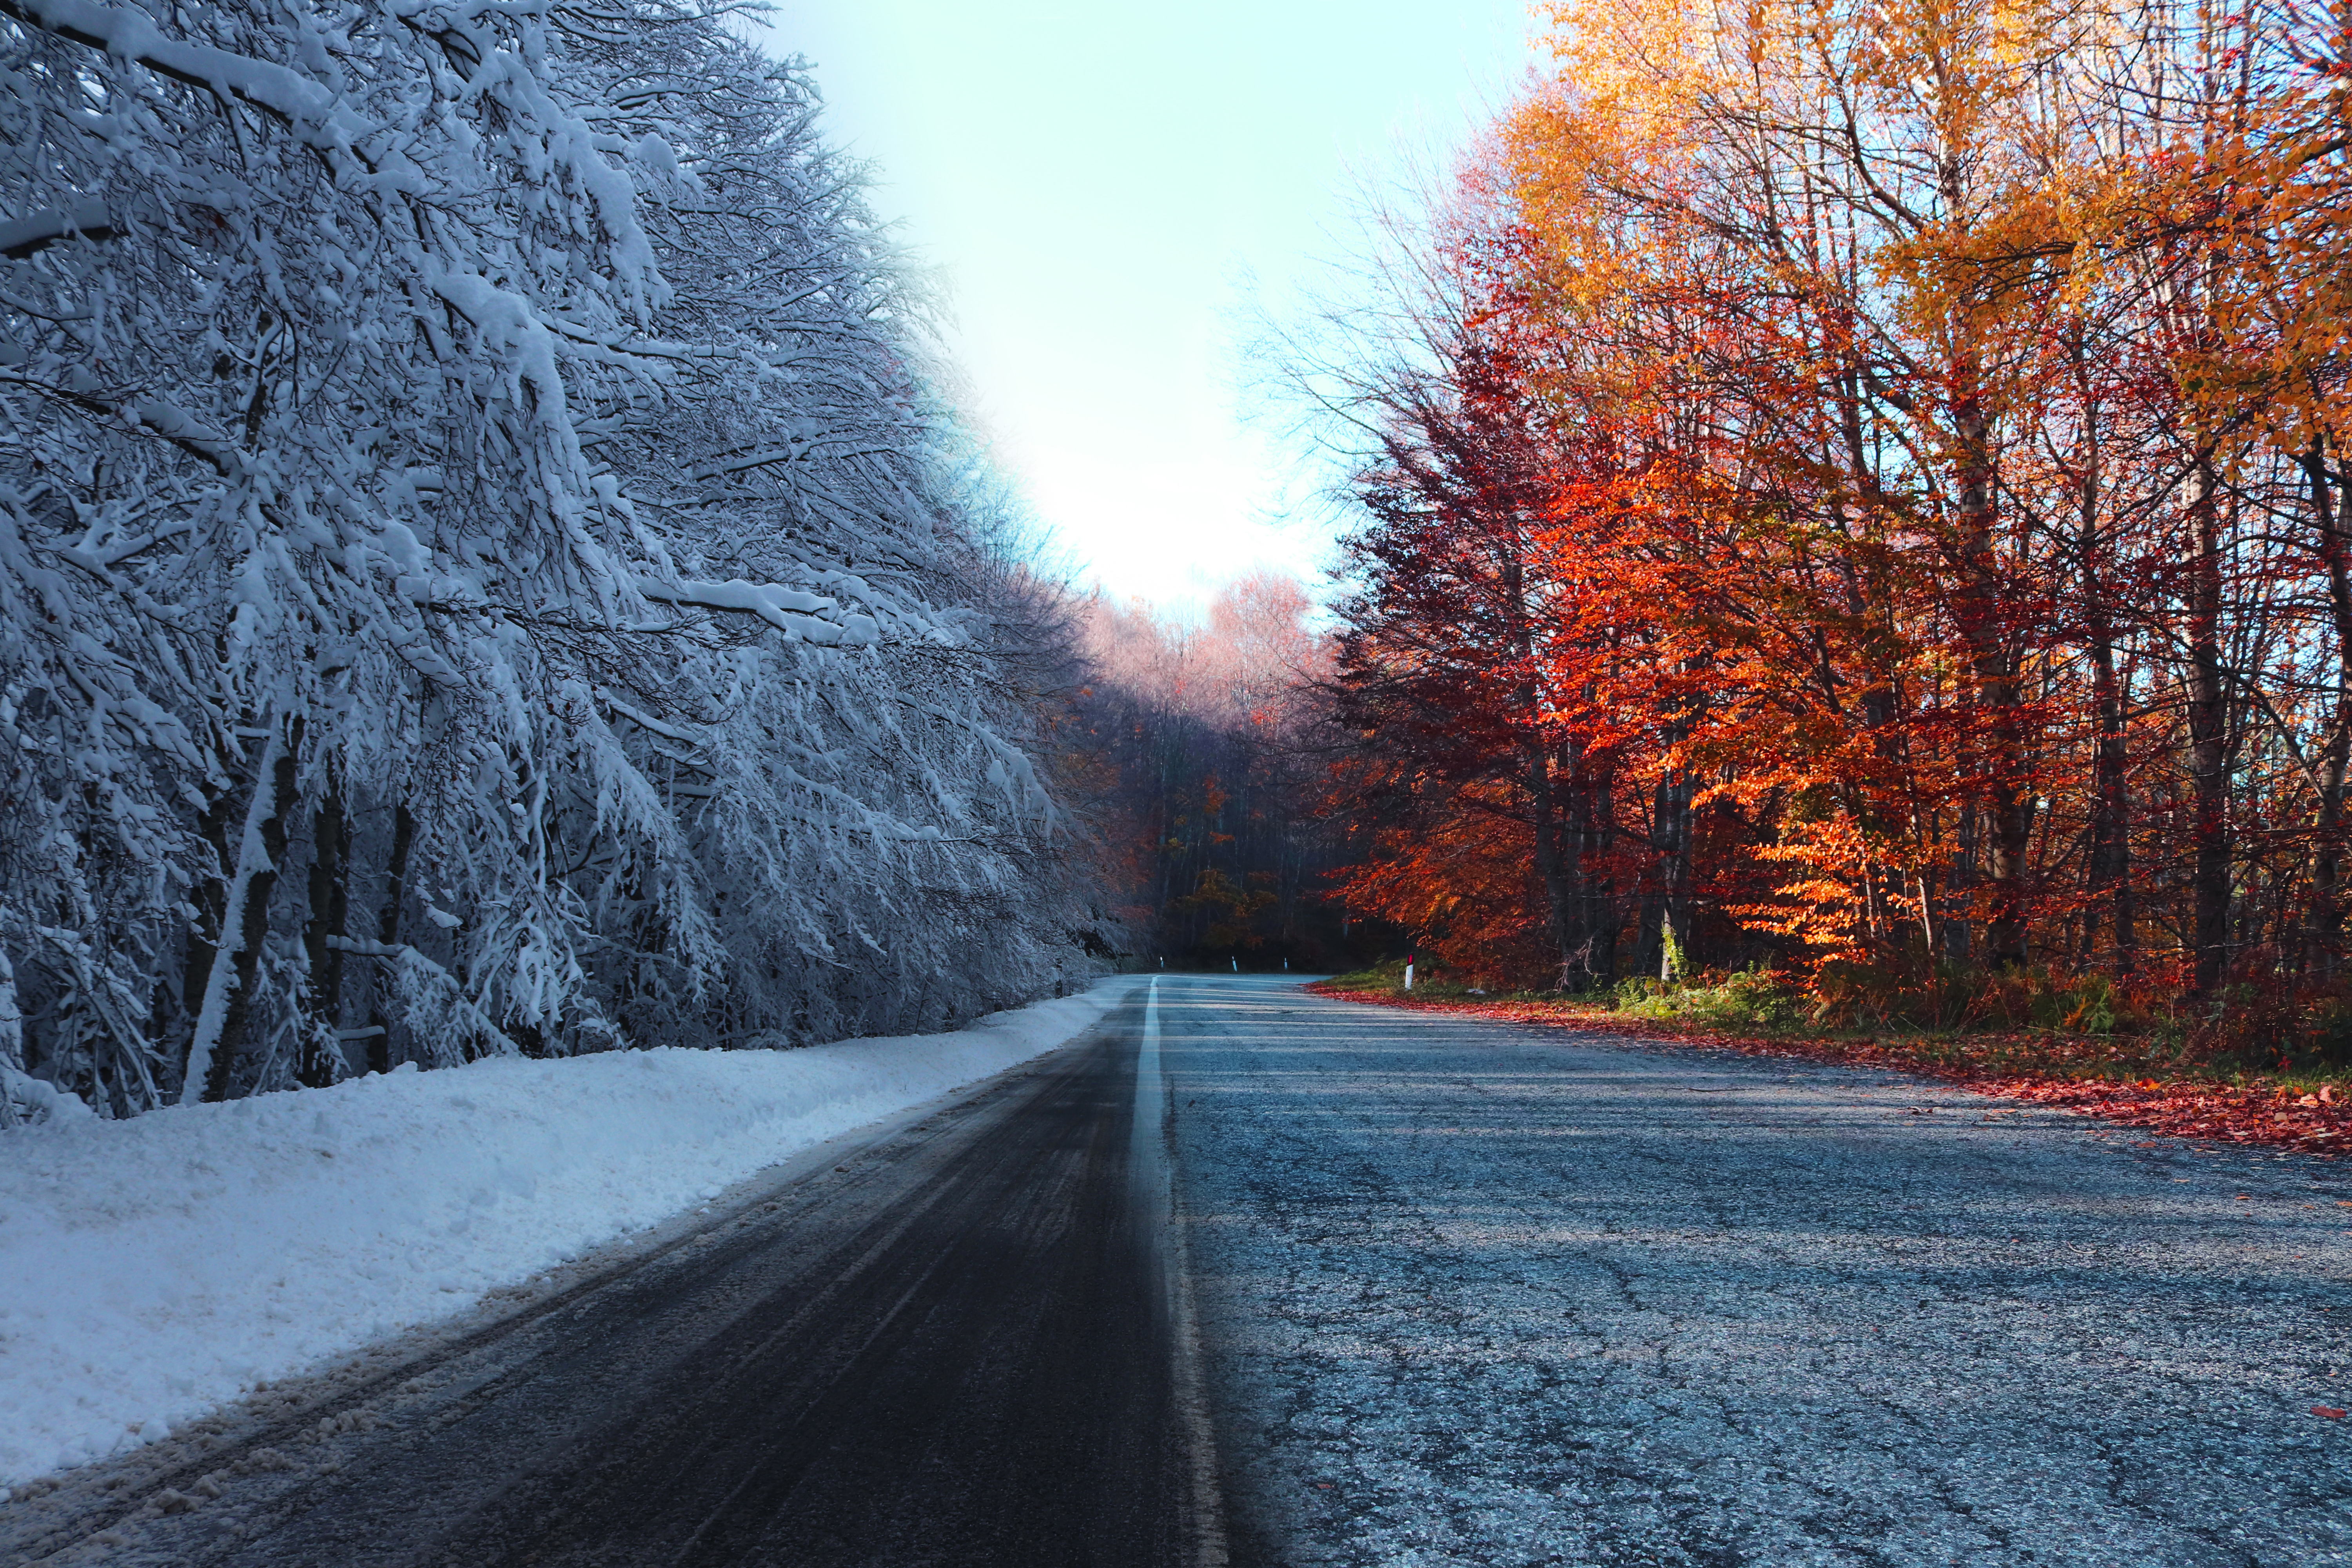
[1404,952,1415,992]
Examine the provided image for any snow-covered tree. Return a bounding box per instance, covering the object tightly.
[0,0,1100,1120]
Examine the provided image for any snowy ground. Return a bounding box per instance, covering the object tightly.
[1167,976,2352,1568]
[0,978,1140,1490]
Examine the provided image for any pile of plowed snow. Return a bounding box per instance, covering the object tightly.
[0,979,1140,1488]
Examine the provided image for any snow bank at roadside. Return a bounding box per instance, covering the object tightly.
[0,978,1142,1488]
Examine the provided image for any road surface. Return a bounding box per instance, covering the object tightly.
[6,975,2348,1566]
[1164,976,2352,1566]
[0,985,1220,1568]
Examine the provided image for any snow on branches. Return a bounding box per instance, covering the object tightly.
[0,0,1093,1115]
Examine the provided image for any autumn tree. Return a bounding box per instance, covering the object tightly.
[1305,0,2352,1031]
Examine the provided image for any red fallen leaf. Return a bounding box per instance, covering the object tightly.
[2316,1406,2347,1419]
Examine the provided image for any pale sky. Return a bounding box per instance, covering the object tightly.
[760,2,1541,608]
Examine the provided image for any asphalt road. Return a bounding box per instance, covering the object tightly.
[1165,976,2352,1567]
[11,975,2350,1567]
[3,985,1222,1568]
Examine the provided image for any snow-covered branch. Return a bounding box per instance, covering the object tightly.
[0,0,1102,1112]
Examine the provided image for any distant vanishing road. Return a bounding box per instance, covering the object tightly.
[7,976,2348,1567]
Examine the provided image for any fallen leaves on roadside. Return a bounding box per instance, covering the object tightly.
[1308,984,2352,1156]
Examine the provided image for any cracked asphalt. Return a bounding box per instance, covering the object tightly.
[1166,976,2352,1567]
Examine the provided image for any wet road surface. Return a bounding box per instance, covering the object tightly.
[2,986,1221,1568]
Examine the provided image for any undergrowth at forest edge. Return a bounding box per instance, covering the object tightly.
[1316,962,2352,1156]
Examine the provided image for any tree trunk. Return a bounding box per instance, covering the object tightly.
[1579,762,1619,984]
[1947,806,1977,962]
[2185,455,2231,997]
[2081,506,2133,970]
[1640,693,1699,978]
[2065,332,2132,971]
[1953,394,2031,967]
[2087,629,2133,968]
[363,800,417,1074]
[298,776,352,1087]
[183,716,302,1103]
[1648,766,1694,978]
[2303,444,2352,976]
[167,777,240,1083]
[1528,741,1581,986]
[0,946,24,1130]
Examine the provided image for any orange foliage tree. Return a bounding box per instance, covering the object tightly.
[1316,0,2352,1016]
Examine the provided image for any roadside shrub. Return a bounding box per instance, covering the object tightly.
[2181,953,2352,1075]
[1615,964,1804,1031]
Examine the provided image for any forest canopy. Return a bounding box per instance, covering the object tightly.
[1308,0,2352,1036]
[0,0,1107,1120]
[16,0,2352,1124]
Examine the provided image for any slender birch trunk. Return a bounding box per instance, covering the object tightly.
[182,715,302,1103]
